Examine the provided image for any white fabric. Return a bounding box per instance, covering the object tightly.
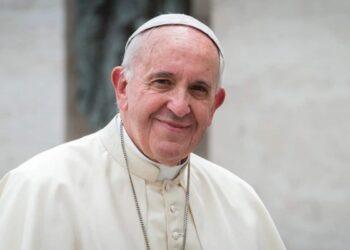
[0,117,286,250]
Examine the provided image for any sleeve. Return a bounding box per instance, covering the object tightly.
[0,170,80,250]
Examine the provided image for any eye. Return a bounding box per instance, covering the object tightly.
[189,84,210,99]
[151,78,173,90]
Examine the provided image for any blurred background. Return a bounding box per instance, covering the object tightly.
[0,0,349,249]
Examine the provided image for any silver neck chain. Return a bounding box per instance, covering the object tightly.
[119,122,190,250]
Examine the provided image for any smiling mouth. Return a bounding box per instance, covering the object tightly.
[157,119,191,130]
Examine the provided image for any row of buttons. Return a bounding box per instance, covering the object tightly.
[162,180,184,246]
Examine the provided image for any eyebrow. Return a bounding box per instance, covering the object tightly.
[147,71,175,81]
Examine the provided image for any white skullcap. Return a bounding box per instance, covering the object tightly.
[125,13,224,63]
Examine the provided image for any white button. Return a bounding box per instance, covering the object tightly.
[164,181,172,191]
[172,231,181,240]
[170,204,177,213]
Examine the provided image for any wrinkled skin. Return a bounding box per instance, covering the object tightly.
[112,26,225,165]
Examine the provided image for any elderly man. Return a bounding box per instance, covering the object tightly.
[0,14,285,250]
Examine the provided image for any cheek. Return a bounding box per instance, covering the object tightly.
[205,100,219,126]
[124,88,145,113]
[195,104,215,126]
[118,98,128,111]
[206,112,215,126]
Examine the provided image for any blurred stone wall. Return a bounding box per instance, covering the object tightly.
[0,0,65,177]
[210,0,350,249]
[1,0,349,249]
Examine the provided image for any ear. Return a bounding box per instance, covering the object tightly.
[111,66,128,111]
[208,88,225,125]
[213,88,225,111]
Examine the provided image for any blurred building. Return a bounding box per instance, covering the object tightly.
[0,0,349,249]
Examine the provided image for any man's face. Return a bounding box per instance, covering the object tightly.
[113,26,225,165]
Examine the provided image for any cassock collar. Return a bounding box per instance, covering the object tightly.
[98,115,188,183]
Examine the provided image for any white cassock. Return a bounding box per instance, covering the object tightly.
[0,116,286,250]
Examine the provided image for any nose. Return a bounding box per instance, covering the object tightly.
[166,89,191,118]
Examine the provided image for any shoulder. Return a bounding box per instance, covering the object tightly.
[190,153,261,202]
[189,154,286,249]
[1,117,121,199]
[191,153,254,190]
[0,135,104,249]
[3,131,103,189]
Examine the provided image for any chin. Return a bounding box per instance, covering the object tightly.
[154,143,188,165]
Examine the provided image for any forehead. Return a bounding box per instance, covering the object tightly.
[125,26,220,87]
[130,26,220,76]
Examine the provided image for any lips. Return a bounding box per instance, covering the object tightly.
[156,118,191,131]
